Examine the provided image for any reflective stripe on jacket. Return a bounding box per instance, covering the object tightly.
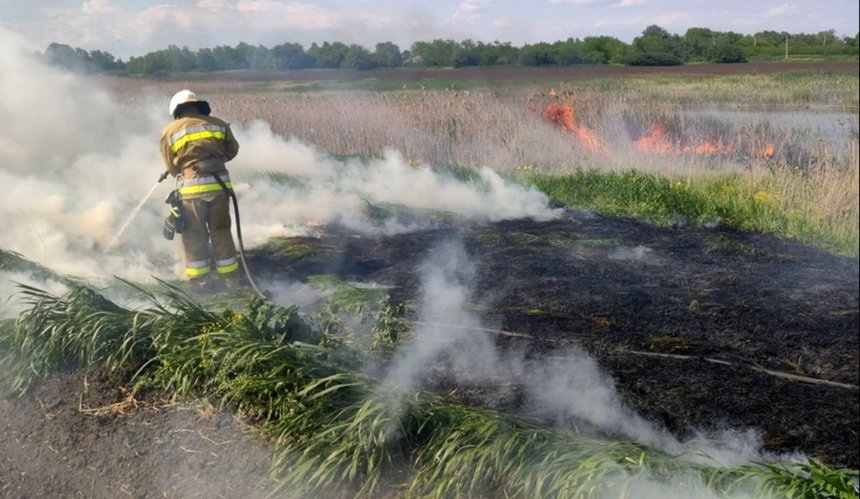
[167,124,228,153]
[179,174,233,197]
[160,110,239,199]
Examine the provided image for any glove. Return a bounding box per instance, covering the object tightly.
[162,190,184,240]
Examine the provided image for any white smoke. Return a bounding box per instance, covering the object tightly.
[385,239,501,389]
[384,237,796,497]
[0,26,560,285]
[0,27,173,282]
[609,245,660,264]
[0,271,69,319]
[234,120,562,242]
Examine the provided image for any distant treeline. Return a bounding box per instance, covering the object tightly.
[43,25,860,75]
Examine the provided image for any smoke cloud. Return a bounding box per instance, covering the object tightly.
[383,237,797,497]
[1,26,807,497]
[0,26,559,288]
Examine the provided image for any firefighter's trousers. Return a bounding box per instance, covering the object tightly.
[180,194,239,280]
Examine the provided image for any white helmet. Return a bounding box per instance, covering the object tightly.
[168,89,198,117]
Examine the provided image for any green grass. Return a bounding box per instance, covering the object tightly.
[1,281,857,497]
[0,249,65,282]
[523,170,859,257]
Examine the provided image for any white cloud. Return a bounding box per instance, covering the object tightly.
[1,0,856,58]
[451,0,494,21]
[548,0,600,4]
[766,3,799,17]
[611,0,646,8]
[196,0,233,10]
[596,10,690,29]
[81,0,120,14]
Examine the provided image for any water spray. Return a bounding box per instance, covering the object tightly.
[110,169,265,298]
[105,171,170,251]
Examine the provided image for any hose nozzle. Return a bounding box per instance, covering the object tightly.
[158,170,170,183]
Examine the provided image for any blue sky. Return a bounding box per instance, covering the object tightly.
[1,0,857,58]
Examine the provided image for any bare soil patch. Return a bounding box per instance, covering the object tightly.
[0,367,271,498]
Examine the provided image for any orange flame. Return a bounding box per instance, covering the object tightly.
[543,103,776,159]
[757,143,776,158]
[635,123,734,156]
[545,102,606,153]
[635,123,674,154]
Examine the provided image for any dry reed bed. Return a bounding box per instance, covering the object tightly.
[102,74,859,248]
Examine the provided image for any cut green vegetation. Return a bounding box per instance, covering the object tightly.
[1,282,857,498]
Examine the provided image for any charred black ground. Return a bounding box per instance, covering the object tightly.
[253,209,859,467]
[1,210,857,497]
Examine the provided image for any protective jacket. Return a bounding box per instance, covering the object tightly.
[160,109,241,281]
[160,110,239,199]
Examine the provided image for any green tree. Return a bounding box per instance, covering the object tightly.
[211,45,244,70]
[453,39,480,67]
[706,42,747,63]
[43,43,100,72]
[581,36,626,63]
[519,42,556,66]
[87,50,121,71]
[628,25,685,65]
[308,42,350,68]
[196,48,217,70]
[343,44,378,70]
[409,39,457,66]
[475,41,519,65]
[553,38,585,64]
[684,27,715,61]
[373,42,402,67]
[268,42,314,70]
[236,42,268,69]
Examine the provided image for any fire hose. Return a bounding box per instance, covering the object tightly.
[210,172,267,299]
[160,168,266,299]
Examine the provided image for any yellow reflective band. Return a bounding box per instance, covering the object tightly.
[216,261,239,274]
[169,130,226,153]
[169,124,226,146]
[186,264,211,277]
[179,181,233,196]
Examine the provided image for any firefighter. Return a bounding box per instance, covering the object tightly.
[160,89,241,290]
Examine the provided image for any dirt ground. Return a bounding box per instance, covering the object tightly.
[1,210,857,496]
[0,368,272,498]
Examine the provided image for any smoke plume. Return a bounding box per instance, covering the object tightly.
[0,26,559,287]
[383,237,795,497]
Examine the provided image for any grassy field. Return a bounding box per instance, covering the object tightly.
[110,69,859,256]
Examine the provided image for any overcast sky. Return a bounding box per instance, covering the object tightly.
[1,0,858,59]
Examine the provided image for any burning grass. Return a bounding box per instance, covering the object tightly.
[101,69,858,257]
[1,281,857,497]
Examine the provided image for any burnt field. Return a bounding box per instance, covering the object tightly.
[1,209,858,497]
[251,210,860,467]
[2,50,858,496]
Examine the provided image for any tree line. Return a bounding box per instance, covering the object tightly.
[43,25,859,75]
